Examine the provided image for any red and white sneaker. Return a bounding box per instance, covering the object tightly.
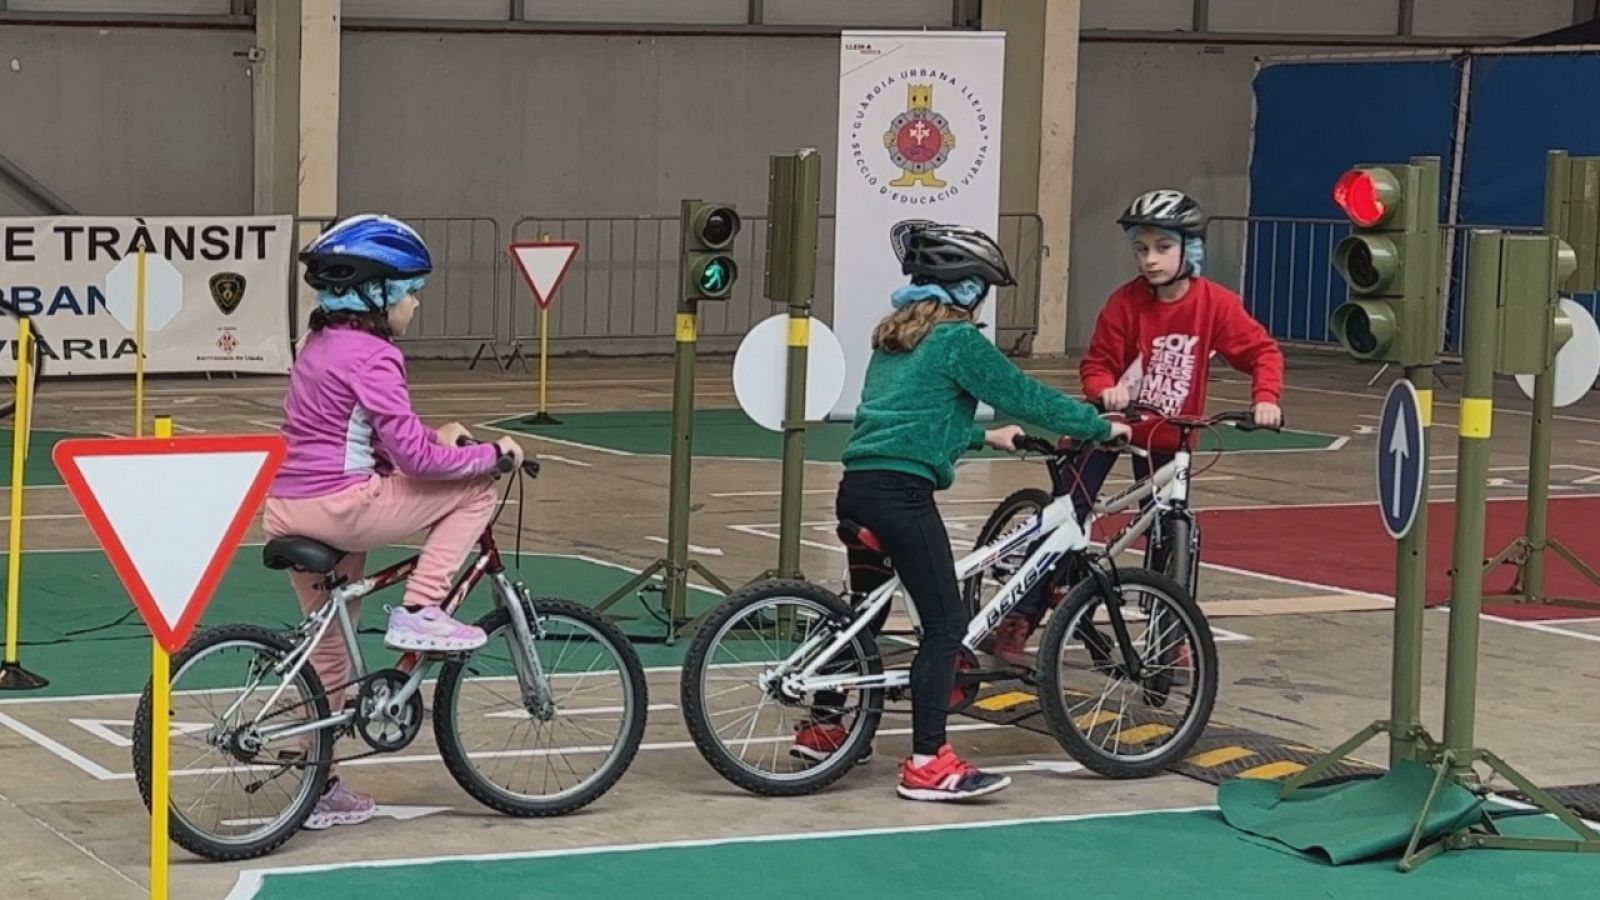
[896,744,1011,802]
[790,722,873,764]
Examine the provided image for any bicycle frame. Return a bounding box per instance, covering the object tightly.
[239,531,546,747]
[780,490,1094,696]
[1087,445,1189,560]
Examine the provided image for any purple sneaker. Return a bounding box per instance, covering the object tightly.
[303,778,376,830]
[384,606,488,652]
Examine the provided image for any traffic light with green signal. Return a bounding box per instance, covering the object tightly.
[680,200,742,302]
[1328,157,1443,367]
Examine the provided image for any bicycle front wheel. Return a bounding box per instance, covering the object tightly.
[434,597,648,817]
[1036,567,1217,779]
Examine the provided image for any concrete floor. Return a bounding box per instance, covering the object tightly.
[2,348,1599,898]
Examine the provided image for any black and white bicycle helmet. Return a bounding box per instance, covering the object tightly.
[1117,189,1207,238]
[890,219,1017,287]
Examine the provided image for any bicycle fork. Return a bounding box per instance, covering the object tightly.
[494,573,556,718]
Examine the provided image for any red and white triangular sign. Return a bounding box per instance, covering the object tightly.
[509,241,580,310]
[53,434,287,652]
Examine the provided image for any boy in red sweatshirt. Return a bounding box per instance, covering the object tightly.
[984,189,1284,665]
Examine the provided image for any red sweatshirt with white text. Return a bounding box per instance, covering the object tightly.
[1079,276,1284,454]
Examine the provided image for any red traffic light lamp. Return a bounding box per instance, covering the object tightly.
[1334,168,1401,228]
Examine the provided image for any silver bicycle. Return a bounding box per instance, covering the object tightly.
[966,406,1278,620]
[680,430,1216,796]
[131,446,648,861]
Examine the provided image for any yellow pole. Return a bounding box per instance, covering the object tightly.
[4,318,33,664]
[538,305,550,415]
[150,414,171,900]
[135,248,147,438]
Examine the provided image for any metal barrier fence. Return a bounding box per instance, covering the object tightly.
[1206,215,1560,356]
[505,213,1044,361]
[291,213,1043,364]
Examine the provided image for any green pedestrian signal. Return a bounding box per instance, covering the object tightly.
[1328,158,1443,367]
[680,200,742,301]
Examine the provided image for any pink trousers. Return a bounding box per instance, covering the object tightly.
[263,473,497,712]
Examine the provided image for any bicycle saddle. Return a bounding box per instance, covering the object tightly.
[835,519,885,554]
[262,536,347,574]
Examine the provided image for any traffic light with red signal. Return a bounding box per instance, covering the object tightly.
[1328,157,1443,367]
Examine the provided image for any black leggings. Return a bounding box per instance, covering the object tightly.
[822,470,966,757]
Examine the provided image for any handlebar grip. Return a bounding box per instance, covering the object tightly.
[458,435,517,475]
[1011,434,1058,455]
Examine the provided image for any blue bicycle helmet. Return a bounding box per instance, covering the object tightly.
[299,214,433,298]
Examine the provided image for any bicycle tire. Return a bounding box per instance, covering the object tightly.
[1036,567,1217,779]
[132,624,332,861]
[962,488,1053,620]
[434,598,648,817]
[0,299,43,421]
[681,578,883,797]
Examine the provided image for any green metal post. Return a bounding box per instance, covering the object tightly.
[773,150,822,580]
[1522,367,1555,600]
[666,293,698,629]
[1441,230,1500,771]
[1389,364,1433,765]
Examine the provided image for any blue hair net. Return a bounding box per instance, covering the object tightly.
[890,276,989,310]
[317,276,427,314]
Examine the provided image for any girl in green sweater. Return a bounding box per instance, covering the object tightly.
[796,221,1130,802]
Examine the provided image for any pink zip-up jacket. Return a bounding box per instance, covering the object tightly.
[268,327,500,499]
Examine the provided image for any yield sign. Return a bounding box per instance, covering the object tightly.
[53,434,287,652]
[509,241,580,310]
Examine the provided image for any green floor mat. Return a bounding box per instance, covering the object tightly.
[0,428,92,487]
[491,408,1340,460]
[0,549,721,696]
[1218,759,1486,864]
[247,807,1600,899]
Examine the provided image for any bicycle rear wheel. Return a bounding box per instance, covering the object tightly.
[681,579,883,797]
[131,624,333,861]
[434,596,648,816]
[1036,567,1216,779]
[0,299,44,420]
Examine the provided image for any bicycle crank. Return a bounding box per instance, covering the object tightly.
[353,668,425,752]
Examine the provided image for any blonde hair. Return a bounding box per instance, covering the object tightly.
[872,300,973,354]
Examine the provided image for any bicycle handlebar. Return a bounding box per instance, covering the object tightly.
[457,435,541,479]
[1007,406,1282,460]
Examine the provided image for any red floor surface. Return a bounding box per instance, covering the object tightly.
[1168,497,1600,621]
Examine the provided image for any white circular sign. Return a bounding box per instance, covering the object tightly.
[1516,298,1600,408]
[733,315,847,432]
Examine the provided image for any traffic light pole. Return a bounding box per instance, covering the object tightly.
[1387,364,1432,765]
[590,199,740,643]
[761,150,824,581]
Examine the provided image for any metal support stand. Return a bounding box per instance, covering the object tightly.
[591,207,736,643]
[1482,363,1600,610]
[1282,235,1600,872]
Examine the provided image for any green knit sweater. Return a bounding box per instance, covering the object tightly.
[841,321,1112,489]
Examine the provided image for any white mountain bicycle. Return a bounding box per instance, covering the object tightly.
[679,429,1217,796]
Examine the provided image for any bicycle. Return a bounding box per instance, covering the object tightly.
[679,429,1217,796]
[965,406,1281,617]
[130,440,649,861]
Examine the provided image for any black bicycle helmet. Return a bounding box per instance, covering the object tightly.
[1117,189,1207,238]
[890,219,1016,287]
